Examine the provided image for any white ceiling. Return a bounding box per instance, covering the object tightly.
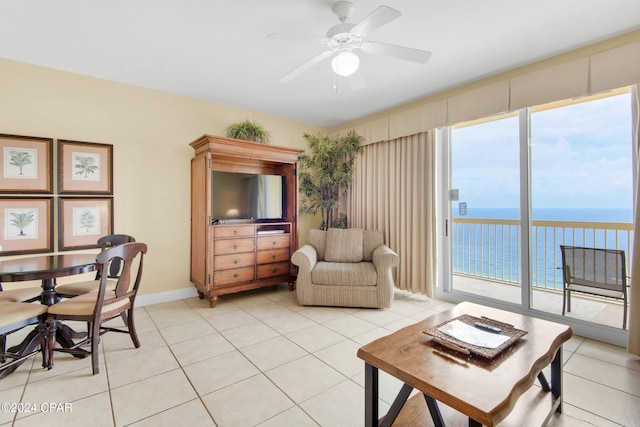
[1,1,639,127]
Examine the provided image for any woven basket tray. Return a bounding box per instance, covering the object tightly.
[423,314,527,359]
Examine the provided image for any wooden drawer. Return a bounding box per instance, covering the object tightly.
[214,266,254,286]
[256,234,290,251]
[215,225,255,238]
[215,252,255,270]
[257,262,290,279]
[256,248,289,265]
[214,237,255,254]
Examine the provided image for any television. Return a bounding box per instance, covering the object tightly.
[211,171,285,222]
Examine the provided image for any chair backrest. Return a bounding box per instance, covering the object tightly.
[94,242,147,313]
[97,234,136,278]
[560,245,627,292]
[306,228,384,262]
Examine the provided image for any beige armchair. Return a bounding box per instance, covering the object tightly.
[292,228,399,308]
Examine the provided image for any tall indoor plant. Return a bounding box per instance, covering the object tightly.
[224,119,271,144]
[298,130,364,230]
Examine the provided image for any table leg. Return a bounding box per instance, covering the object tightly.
[424,395,446,427]
[364,363,379,427]
[380,383,413,427]
[43,320,91,369]
[41,278,57,306]
[0,321,48,378]
[537,371,551,391]
[551,346,563,414]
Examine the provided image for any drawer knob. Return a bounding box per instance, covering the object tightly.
[272,255,276,260]
[272,268,277,273]
[233,273,238,278]
[233,245,238,250]
[271,241,276,245]
[233,260,238,264]
[233,230,238,235]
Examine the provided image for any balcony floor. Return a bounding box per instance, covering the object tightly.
[452,274,628,330]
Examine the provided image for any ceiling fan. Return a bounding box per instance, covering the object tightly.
[270,1,432,86]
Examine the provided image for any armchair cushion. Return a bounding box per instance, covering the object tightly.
[311,262,377,287]
[324,228,363,262]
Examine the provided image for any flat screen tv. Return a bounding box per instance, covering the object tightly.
[211,171,285,222]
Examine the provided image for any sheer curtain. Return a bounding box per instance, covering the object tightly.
[347,131,437,297]
[629,84,640,355]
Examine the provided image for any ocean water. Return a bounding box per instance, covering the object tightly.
[450,207,634,289]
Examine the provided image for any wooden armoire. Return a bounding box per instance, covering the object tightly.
[189,135,301,307]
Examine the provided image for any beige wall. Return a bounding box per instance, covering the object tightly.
[0,58,322,295]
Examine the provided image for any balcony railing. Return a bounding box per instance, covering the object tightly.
[451,218,633,290]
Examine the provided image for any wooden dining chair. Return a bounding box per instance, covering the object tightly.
[0,302,48,378]
[46,242,147,374]
[0,284,42,303]
[55,234,136,299]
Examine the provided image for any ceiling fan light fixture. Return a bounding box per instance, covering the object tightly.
[331,50,359,77]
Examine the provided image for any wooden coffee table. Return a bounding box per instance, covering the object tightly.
[357,302,573,427]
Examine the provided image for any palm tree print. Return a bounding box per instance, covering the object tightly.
[9,150,32,175]
[9,211,35,236]
[74,155,99,178]
[79,210,96,233]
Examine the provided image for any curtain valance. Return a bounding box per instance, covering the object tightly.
[333,39,640,142]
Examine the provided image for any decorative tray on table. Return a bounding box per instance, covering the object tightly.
[423,314,527,359]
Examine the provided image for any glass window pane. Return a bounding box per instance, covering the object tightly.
[450,115,521,304]
[530,92,632,329]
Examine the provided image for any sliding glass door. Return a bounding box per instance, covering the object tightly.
[448,115,522,305]
[440,88,633,341]
[529,91,633,328]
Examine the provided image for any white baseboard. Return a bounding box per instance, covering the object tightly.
[136,287,199,307]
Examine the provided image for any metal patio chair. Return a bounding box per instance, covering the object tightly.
[560,245,628,329]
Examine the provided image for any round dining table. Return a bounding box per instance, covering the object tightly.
[0,253,98,305]
[0,253,98,378]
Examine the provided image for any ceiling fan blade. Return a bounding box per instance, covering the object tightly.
[350,6,401,37]
[361,41,432,63]
[279,49,334,82]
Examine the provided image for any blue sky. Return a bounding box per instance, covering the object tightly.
[451,92,633,210]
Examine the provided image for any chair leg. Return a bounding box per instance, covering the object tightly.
[127,309,140,348]
[90,321,100,375]
[0,334,6,363]
[562,289,567,316]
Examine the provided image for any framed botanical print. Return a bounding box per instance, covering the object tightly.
[0,134,53,193]
[0,197,53,255]
[59,197,113,251]
[58,140,113,194]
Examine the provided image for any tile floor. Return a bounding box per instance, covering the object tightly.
[1,285,640,426]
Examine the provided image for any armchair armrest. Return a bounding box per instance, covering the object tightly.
[372,245,399,270]
[291,244,318,274]
[373,245,399,307]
